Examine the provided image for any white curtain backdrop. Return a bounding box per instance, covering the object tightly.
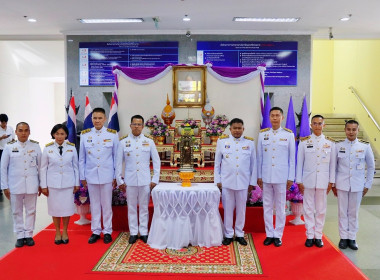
[117,69,262,140]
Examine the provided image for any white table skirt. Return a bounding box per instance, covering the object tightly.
[148,183,223,249]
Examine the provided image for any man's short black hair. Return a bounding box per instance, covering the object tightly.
[345,119,359,128]
[311,114,324,121]
[131,115,144,124]
[15,122,29,130]
[50,124,69,139]
[92,107,106,115]
[270,107,283,114]
[0,114,8,122]
[230,118,244,126]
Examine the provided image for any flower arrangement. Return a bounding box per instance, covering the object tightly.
[145,115,161,128]
[286,183,303,203]
[206,124,223,136]
[112,187,127,206]
[214,115,230,128]
[152,122,170,137]
[180,118,198,128]
[247,186,263,206]
[74,184,90,206]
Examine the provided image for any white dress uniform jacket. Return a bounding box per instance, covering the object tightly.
[214,135,257,189]
[1,139,42,194]
[296,134,336,189]
[257,127,295,183]
[40,140,80,189]
[335,138,375,191]
[0,125,15,150]
[116,134,160,186]
[79,127,119,184]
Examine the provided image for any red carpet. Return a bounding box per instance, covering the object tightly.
[0,214,368,280]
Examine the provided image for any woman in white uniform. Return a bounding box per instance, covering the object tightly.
[40,124,80,244]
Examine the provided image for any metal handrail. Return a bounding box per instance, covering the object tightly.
[349,86,380,131]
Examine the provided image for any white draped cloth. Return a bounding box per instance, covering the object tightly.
[148,183,223,249]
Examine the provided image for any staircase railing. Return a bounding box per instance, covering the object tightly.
[349,86,380,131]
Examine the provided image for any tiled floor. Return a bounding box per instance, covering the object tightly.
[0,186,379,279]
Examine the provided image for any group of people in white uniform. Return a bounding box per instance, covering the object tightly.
[0,106,375,252]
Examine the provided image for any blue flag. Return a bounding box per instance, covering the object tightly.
[285,96,296,135]
[299,96,311,137]
[83,93,93,130]
[108,91,120,132]
[261,94,272,129]
[67,96,77,146]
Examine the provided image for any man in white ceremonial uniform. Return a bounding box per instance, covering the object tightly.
[79,108,119,244]
[116,115,160,244]
[1,122,41,248]
[296,115,336,248]
[333,120,375,250]
[215,118,257,246]
[257,107,295,247]
[0,114,15,196]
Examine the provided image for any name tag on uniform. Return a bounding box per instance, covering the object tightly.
[242,146,250,150]
[48,150,53,153]
[67,149,73,152]
[323,144,331,149]
[143,143,149,147]
[12,149,19,153]
[307,145,314,148]
[27,150,35,153]
[104,139,111,142]
[279,138,288,142]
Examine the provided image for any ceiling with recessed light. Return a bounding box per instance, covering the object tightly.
[1,0,379,39]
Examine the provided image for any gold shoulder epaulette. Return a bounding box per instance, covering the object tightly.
[260,128,270,133]
[7,140,16,144]
[284,128,293,133]
[67,142,75,146]
[336,139,345,143]
[359,139,369,144]
[119,134,128,141]
[30,139,39,144]
[144,134,154,140]
[107,128,117,134]
[45,141,54,147]
[219,134,229,139]
[81,128,91,134]
[326,136,336,143]
[244,136,254,141]
[300,136,310,142]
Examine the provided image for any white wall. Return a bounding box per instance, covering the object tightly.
[0,41,64,147]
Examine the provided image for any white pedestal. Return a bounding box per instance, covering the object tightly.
[74,204,91,225]
[289,202,305,225]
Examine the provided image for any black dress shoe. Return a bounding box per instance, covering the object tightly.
[15,238,24,248]
[235,237,248,246]
[338,239,348,249]
[263,237,274,246]
[103,234,112,244]
[62,239,69,244]
[55,239,63,245]
[222,237,233,245]
[88,234,100,244]
[348,239,358,250]
[129,235,139,244]
[273,238,282,247]
[25,237,35,246]
[314,239,324,248]
[140,235,148,243]
[305,239,314,247]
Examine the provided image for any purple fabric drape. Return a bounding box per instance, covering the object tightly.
[211,65,263,78]
[113,64,173,80]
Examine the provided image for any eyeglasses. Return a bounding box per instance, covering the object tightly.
[131,123,143,127]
